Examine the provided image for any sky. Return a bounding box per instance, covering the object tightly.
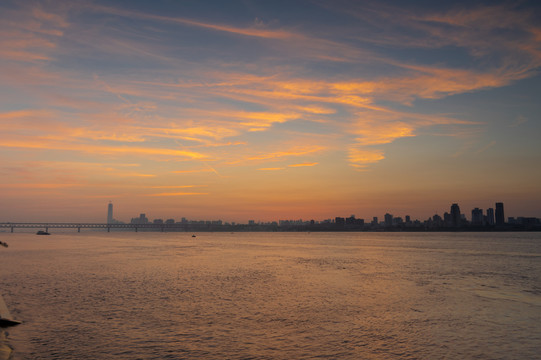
[1,0,541,223]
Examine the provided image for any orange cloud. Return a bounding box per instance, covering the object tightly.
[1,137,207,160]
[147,192,209,197]
[172,169,215,174]
[288,162,319,167]
[247,146,326,161]
[150,185,207,189]
[348,148,385,169]
[1,183,80,189]
[258,167,284,171]
[354,122,416,146]
[90,4,296,40]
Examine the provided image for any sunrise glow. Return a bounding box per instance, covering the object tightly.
[1,1,540,222]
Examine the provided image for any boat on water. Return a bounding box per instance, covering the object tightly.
[36,230,50,235]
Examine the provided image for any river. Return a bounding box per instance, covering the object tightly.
[1,231,540,359]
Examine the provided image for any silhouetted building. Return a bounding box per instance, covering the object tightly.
[335,217,345,225]
[384,213,393,227]
[372,217,378,226]
[107,202,113,224]
[495,202,505,225]
[432,214,443,227]
[450,203,461,227]
[131,213,149,224]
[443,212,451,226]
[486,208,495,225]
[471,208,483,225]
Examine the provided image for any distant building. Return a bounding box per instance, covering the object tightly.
[486,208,495,225]
[432,214,443,227]
[471,208,483,225]
[345,215,355,225]
[443,212,451,226]
[384,213,393,227]
[495,202,505,225]
[107,202,113,224]
[450,203,461,227]
[372,217,378,226]
[131,213,149,224]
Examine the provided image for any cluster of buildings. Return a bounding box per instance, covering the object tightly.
[106,201,541,231]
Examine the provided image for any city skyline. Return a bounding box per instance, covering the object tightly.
[1,1,541,222]
[107,201,537,227]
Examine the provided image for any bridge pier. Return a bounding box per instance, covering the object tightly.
[45,227,48,232]
[78,227,81,233]
[107,227,110,232]
[11,227,13,233]
[135,227,138,232]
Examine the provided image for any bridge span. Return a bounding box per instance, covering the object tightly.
[0,223,196,233]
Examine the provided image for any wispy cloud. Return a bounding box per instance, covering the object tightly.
[87,4,296,40]
[246,146,326,161]
[348,148,385,169]
[258,167,284,171]
[147,192,209,197]
[150,185,207,189]
[288,162,319,167]
[172,168,215,174]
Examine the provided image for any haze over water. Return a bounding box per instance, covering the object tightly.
[1,231,540,359]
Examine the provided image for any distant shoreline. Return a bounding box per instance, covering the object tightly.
[1,224,540,233]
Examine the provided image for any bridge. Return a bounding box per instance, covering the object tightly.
[0,222,201,233]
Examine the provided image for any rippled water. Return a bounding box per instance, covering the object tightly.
[0,231,540,359]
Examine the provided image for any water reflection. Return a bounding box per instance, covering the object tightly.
[0,232,540,359]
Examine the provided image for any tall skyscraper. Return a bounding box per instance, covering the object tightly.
[495,202,505,225]
[107,202,113,224]
[450,203,461,227]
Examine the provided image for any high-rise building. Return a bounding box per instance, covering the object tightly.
[443,212,451,226]
[107,202,113,224]
[486,208,495,225]
[471,208,483,225]
[450,203,461,227]
[495,202,505,225]
[384,213,393,227]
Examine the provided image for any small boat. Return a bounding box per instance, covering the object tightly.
[191,234,196,237]
[36,230,50,235]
